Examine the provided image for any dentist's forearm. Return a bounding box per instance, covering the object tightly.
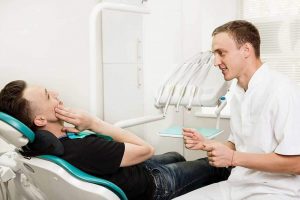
[233,152,300,175]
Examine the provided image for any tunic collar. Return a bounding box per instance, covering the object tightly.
[247,63,268,92]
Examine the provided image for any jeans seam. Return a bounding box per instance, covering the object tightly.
[152,169,174,198]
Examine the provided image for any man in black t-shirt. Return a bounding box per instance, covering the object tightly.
[0,80,231,200]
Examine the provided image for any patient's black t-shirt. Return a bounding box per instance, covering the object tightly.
[59,135,153,200]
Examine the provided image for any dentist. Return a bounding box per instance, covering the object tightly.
[178,20,300,200]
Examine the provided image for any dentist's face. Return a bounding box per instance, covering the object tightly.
[23,85,63,123]
[212,32,245,81]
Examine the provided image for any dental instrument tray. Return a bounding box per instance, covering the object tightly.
[159,126,223,139]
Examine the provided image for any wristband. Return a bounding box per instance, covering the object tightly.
[231,150,235,166]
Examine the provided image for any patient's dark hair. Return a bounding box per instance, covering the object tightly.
[0,80,36,130]
[212,20,261,58]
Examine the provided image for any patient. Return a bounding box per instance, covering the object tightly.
[0,80,231,200]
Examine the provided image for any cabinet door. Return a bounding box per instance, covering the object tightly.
[102,10,144,123]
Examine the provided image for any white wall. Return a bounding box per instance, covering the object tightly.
[0,0,95,110]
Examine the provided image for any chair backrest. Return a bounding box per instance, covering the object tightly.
[0,112,128,200]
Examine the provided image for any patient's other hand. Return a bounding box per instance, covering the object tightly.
[183,128,207,150]
[55,105,98,132]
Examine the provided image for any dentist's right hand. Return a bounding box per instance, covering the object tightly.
[55,105,99,132]
[183,128,207,150]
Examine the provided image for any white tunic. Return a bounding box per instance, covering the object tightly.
[228,63,300,199]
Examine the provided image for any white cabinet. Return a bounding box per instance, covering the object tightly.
[102,10,144,123]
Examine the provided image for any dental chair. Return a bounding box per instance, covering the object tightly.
[0,112,127,200]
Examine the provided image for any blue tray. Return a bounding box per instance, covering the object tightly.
[159,126,223,139]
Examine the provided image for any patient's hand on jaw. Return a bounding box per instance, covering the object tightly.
[55,105,99,132]
[183,128,207,150]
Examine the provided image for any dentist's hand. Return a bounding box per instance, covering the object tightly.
[202,141,234,167]
[183,128,207,150]
[55,105,99,132]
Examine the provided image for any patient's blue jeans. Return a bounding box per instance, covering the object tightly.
[143,152,231,200]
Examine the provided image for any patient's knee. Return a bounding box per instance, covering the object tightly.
[166,152,186,162]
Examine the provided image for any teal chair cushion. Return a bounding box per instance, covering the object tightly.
[0,112,35,142]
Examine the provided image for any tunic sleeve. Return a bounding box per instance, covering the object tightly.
[274,86,300,155]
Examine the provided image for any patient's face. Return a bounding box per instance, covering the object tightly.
[23,85,63,123]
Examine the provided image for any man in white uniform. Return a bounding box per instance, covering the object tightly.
[175,20,300,199]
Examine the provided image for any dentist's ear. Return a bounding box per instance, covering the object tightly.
[242,43,251,58]
[33,116,47,127]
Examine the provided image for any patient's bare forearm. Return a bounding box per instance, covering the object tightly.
[91,118,153,148]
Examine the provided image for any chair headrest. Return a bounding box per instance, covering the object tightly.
[27,130,64,156]
[0,112,64,156]
[0,112,34,147]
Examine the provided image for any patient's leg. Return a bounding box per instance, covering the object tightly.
[148,152,186,165]
[147,158,231,200]
[166,158,231,198]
